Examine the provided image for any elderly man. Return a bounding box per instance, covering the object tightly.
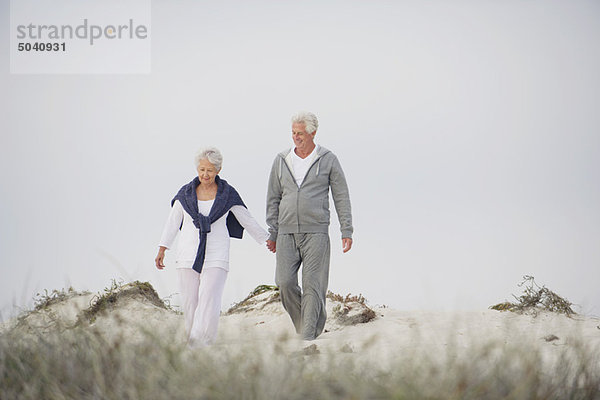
[266,111,353,341]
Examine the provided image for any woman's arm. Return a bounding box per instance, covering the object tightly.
[230,205,269,244]
[155,200,184,269]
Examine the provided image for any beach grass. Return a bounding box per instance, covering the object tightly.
[1,323,599,400]
[2,279,599,399]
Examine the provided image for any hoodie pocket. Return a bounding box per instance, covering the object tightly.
[296,193,327,225]
[321,197,330,223]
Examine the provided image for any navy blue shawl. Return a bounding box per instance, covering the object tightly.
[171,175,246,273]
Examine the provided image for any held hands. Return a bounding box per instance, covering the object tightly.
[342,237,353,253]
[266,240,276,253]
[155,246,167,270]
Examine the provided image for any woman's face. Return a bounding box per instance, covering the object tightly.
[197,159,220,186]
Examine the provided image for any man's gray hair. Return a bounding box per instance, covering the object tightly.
[194,146,223,171]
[291,111,319,134]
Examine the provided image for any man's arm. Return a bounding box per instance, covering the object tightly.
[330,155,353,248]
[266,156,283,246]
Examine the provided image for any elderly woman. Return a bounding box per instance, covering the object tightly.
[155,147,268,347]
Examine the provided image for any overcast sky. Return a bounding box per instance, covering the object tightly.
[1,0,599,320]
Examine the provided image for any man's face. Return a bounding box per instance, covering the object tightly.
[292,122,316,152]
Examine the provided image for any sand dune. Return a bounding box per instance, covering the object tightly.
[5,281,600,370]
[3,281,600,399]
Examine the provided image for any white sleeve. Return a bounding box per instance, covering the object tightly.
[230,205,269,244]
[158,200,184,249]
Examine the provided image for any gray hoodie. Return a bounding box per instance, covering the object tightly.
[266,146,353,241]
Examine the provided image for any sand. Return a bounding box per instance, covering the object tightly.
[219,299,600,368]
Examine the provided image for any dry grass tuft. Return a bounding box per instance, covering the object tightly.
[326,291,368,305]
[33,287,90,311]
[327,290,377,325]
[490,275,576,316]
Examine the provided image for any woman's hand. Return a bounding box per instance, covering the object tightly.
[266,240,276,253]
[155,246,167,269]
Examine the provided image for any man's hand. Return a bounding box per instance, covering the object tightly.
[155,246,167,270]
[266,240,276,253]
[342,238,353,253]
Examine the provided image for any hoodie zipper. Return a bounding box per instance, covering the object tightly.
[280,149,328,232]
[280,150,325,233]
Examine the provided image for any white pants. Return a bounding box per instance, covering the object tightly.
[178,267,228,347]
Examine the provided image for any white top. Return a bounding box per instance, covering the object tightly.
[290,145,319,187]
[159,199,269,271]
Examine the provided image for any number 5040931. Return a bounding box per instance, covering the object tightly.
[18,42,66,51]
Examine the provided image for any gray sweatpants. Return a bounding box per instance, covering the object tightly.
[275,233,330,340]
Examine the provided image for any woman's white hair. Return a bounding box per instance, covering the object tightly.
[291,111,319,134]
[194,146,223,171]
